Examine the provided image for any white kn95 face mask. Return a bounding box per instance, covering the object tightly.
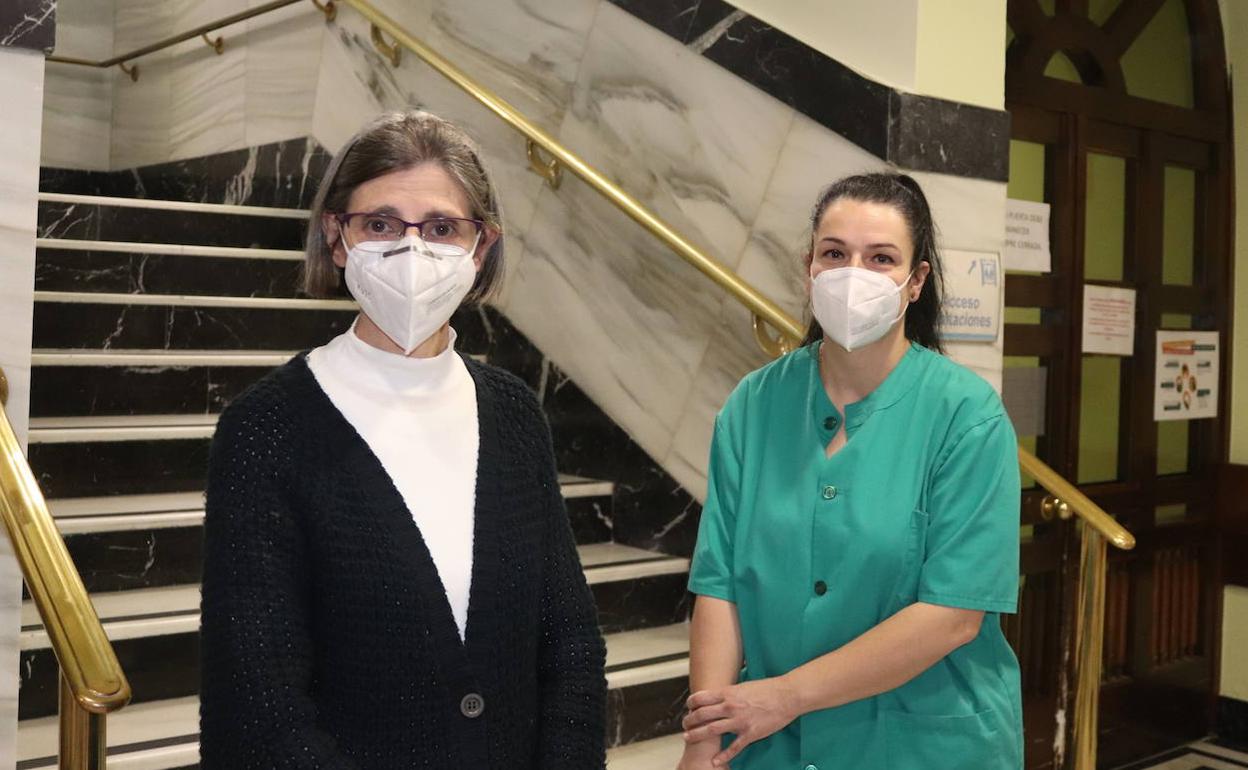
[344,233,480,355]
[810,266,913,352]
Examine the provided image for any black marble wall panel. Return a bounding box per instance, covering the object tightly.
[0,0,55,53]
[31,364,279,417]
[564,494,615,544]
[37,201,307,250]
[29,438,210,498]
[605,677,688,748]
[35,249,304,299]
[606,0,1010,182]
[1218,696,1248,749]
[39,138,332,208]
[19,632,199,719]
[31,303,356,350]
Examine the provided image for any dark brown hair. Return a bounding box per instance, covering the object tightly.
[802,172,945,353]
[303,111,504,303]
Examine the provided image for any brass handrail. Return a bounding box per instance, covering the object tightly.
[46,0,304,82]
[0,372,131,767]
[340,0,806,351]
[1019,447,1135,550]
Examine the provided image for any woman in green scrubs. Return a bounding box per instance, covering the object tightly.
[679,173,1022,770]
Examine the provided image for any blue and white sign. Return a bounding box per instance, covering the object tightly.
[938,249,1001,342]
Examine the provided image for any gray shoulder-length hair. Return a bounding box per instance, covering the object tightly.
[303,110,505,303]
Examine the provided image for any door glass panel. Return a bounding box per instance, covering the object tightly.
[1045,52,1082,83]
[1078,355,1122,483]
[1121,0,1195,108]
[1161,312,1193,329]
[1008,140,1047,204]
[1088,0,1123,26]
[1155,503,1188,524]
[1157,421,1190,475]
[1085,153,1127,282]
[1162,166,1197,286]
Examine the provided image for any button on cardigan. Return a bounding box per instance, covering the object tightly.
[200,353,607,769]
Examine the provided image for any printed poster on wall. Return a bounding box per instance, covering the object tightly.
[1081,285,1136,356]
[1155,331,1219,421]
[1004,199,1051,272]
[938,249,1001,342]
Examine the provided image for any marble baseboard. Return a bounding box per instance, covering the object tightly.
[605,0,1009,182]
[35,249,305,300]
[29,438,211,498]
[31,303,356,350]
[20,632,200,720]
[41,138,332,208]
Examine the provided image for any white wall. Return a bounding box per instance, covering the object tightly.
[0,43,44,770]
[725,0,1005,110]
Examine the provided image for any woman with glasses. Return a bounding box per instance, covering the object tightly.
[199,111,606,769]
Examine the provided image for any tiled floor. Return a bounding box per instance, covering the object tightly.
[1117,740,1248,769]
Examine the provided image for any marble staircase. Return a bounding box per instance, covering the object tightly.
[18,189,698,768]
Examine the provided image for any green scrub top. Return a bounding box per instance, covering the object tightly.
[689,342,1023,770]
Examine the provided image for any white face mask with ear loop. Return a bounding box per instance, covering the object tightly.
[810,266,916,352]
[343,231,481,355]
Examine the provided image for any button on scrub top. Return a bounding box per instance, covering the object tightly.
[689,342,1023,770]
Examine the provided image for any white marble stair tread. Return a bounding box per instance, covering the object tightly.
[607,732,686,769]
[36,236,306,261]
[39,191,310,219]
[580,542,689,585]
[33,289,356,309]
[604,622,690,689]
[49,475,615,531]
[28,413,221,443]
[32,348,300,367]
[16,695,202,768]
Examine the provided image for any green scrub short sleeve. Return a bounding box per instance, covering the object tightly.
[688,411,742,603]
[918,414,1021,614]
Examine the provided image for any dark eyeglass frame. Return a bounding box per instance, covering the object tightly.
[333,212,487,244]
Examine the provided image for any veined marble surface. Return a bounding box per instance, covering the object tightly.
[0,44,44,770]
[40,0,111,170]
[0,0,56,53]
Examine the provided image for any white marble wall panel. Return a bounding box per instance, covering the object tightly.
[244,0,324,148]
[0,45,44,770]
[40,0,115,170]
[109,0,174,167]
[166,0,246,159]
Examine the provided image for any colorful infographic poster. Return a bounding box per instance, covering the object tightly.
[1154,330,1219,421]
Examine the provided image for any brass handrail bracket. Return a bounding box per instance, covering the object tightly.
[526,139,563,189]
[202,33,225,54]
[1040,495,1072,521]
[0,367,7,407]
[752,314,795,359]
[118,61,138,82]
[370,24,401,67]
[310,0,337,21]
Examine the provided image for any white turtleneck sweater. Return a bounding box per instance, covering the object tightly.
[307,324,479,639]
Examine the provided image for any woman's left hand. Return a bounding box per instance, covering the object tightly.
[681,677,801,766]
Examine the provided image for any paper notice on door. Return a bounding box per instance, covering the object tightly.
[1004,199,1051,272]
[1081,285,1136,355]
[1155,331,1218,421]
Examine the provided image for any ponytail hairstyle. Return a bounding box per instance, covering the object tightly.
[801,172,944,353]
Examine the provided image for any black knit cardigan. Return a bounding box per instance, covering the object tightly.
[199,354,607,769]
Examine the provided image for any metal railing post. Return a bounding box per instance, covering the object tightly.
[59,673,107,770]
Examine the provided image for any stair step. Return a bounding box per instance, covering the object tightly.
[49,476,614,533]
[32,348,299,367]
[607,733,686,769]
[34,290,354,310]
[39,191,310,219]
[20,544,684,650]
[37,237,304,261]
[17,622,692,766]
[29,414,220,444]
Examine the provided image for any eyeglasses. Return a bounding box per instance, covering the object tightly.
[335,213,485,250]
